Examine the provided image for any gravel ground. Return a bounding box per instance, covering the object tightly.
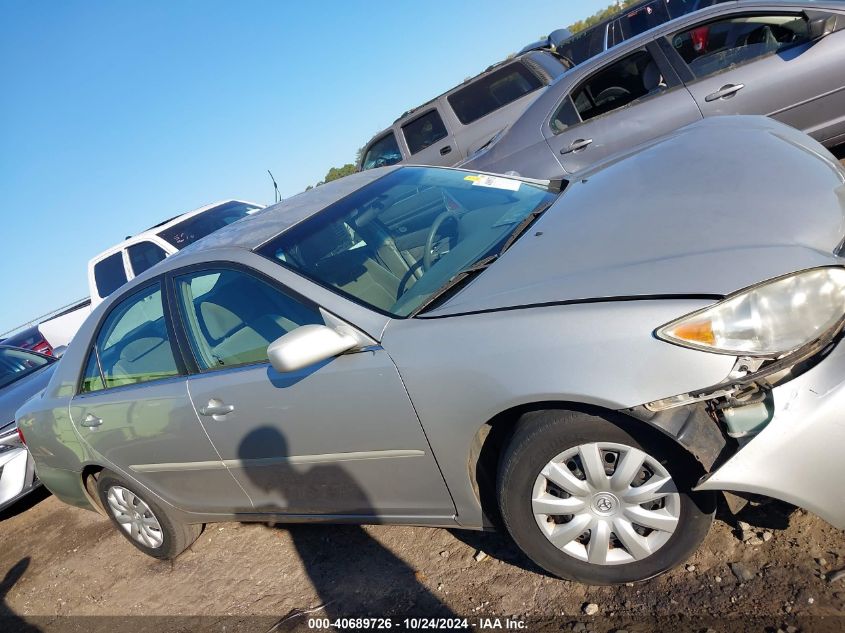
[1,156,844,633]
[0,477,842,633]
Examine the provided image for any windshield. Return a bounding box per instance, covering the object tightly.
[0,347,51,390]
[258,167,556,317]
[158,201,261,249]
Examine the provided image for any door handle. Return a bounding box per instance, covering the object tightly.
[561,138,593,155]
[81,414,102,428]
[705,83,745,102]
[198,398,234,420]
[440,145,452,156]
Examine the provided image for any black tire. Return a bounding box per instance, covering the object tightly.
[497,409,716,584]
[96,472,202,559]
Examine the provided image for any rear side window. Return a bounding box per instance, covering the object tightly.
[669,14,810,79]
[127,241,168,276]
[361,132,402,170]
[447,63,543,125]
[83,283,179,392]
[173,269,323,370]
[566,49,664,123]
[93,252,127,299]
[402,110,448,155]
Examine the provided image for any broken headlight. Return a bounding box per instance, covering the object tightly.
[656,267,845,357]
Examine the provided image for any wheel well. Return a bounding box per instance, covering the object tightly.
[468,401,711,526]
[81,465,107,515]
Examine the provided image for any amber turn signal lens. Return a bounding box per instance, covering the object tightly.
[668,320,715,345]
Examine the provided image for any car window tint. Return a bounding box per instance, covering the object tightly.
[79,349,104,393]
[670,14,810,79]
[174,269,324,370]
[127,241,168,276]
[447,62,544,125]
[402,110,448,155]
[361,132,402,170]
[93,283,179,390]
[622,0,671,39]
[567,49,665,123]
[93,252,128,299]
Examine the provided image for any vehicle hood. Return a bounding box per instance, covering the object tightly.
[0,363,56,427]
[426,117,845,317]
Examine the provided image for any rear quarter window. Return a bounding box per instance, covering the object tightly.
[93,252,127,299]
[447,62,543,125]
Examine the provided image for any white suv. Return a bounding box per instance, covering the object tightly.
[88,199,262,306]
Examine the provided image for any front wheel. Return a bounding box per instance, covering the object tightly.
[97,472,201,559]
[497,410,715,584]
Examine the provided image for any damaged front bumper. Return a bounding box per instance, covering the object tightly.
[0,423,40,512]
[695,335,845,529]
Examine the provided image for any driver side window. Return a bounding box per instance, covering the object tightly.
[669,14,811,79]
[174,268,324,370]
[554,49,666,127]
[361,132,402,170]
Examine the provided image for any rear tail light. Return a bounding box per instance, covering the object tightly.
[17,427,26,445]
[31,340,54,356]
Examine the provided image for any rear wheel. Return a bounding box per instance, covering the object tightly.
[497,409,715,584]
[97,472,201,559]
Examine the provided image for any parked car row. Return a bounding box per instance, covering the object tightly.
[463,0,845,177]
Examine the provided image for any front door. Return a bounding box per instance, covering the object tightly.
[545,45,702,174]
[663,10,845,144]
[170,266,456,518]
[69,281,250,513]
[400,108,459,166]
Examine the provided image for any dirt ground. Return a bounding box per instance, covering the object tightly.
[0,483,843,633]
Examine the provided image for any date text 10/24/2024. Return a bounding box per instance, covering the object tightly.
[307,617,528,630]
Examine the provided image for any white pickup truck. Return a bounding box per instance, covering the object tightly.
[87,199,263,306]
[5,199,264,353]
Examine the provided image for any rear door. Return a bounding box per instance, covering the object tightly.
[661,9,845,144]
[544,43,702,174]
[68,280,250,513]
[400,108,458,166]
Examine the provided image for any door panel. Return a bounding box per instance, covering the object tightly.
[170,266,455,518]
[69,379,250,512]
[400,108,458,166]
[186,352,455,517]
[668,13,845,143]
[545,46,702,173]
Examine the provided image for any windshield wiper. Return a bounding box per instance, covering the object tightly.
[411,255,499,317]
[497,199,555,256]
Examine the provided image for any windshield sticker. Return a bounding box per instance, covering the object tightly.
[465,174,521,191]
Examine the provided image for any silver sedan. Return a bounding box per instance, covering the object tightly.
[463,0,845,179]
[16,116,845,584]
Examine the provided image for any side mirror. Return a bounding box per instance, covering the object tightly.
[267,324,358,373]
[808,13,836,40]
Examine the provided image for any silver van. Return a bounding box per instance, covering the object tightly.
[358,51,570,171]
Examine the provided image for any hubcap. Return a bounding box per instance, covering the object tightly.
[106,486,164,549]
[532,442,680,566]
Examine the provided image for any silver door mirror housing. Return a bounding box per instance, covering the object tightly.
[267,324,359,373]
[807,13,837,40]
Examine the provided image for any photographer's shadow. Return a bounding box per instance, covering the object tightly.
[238,427,457,621]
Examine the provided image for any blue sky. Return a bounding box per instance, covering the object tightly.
[0,0,610,334]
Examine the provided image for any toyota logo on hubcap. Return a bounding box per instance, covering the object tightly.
[591,493,618,516]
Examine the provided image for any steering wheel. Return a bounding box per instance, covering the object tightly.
[423,211,458,271]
